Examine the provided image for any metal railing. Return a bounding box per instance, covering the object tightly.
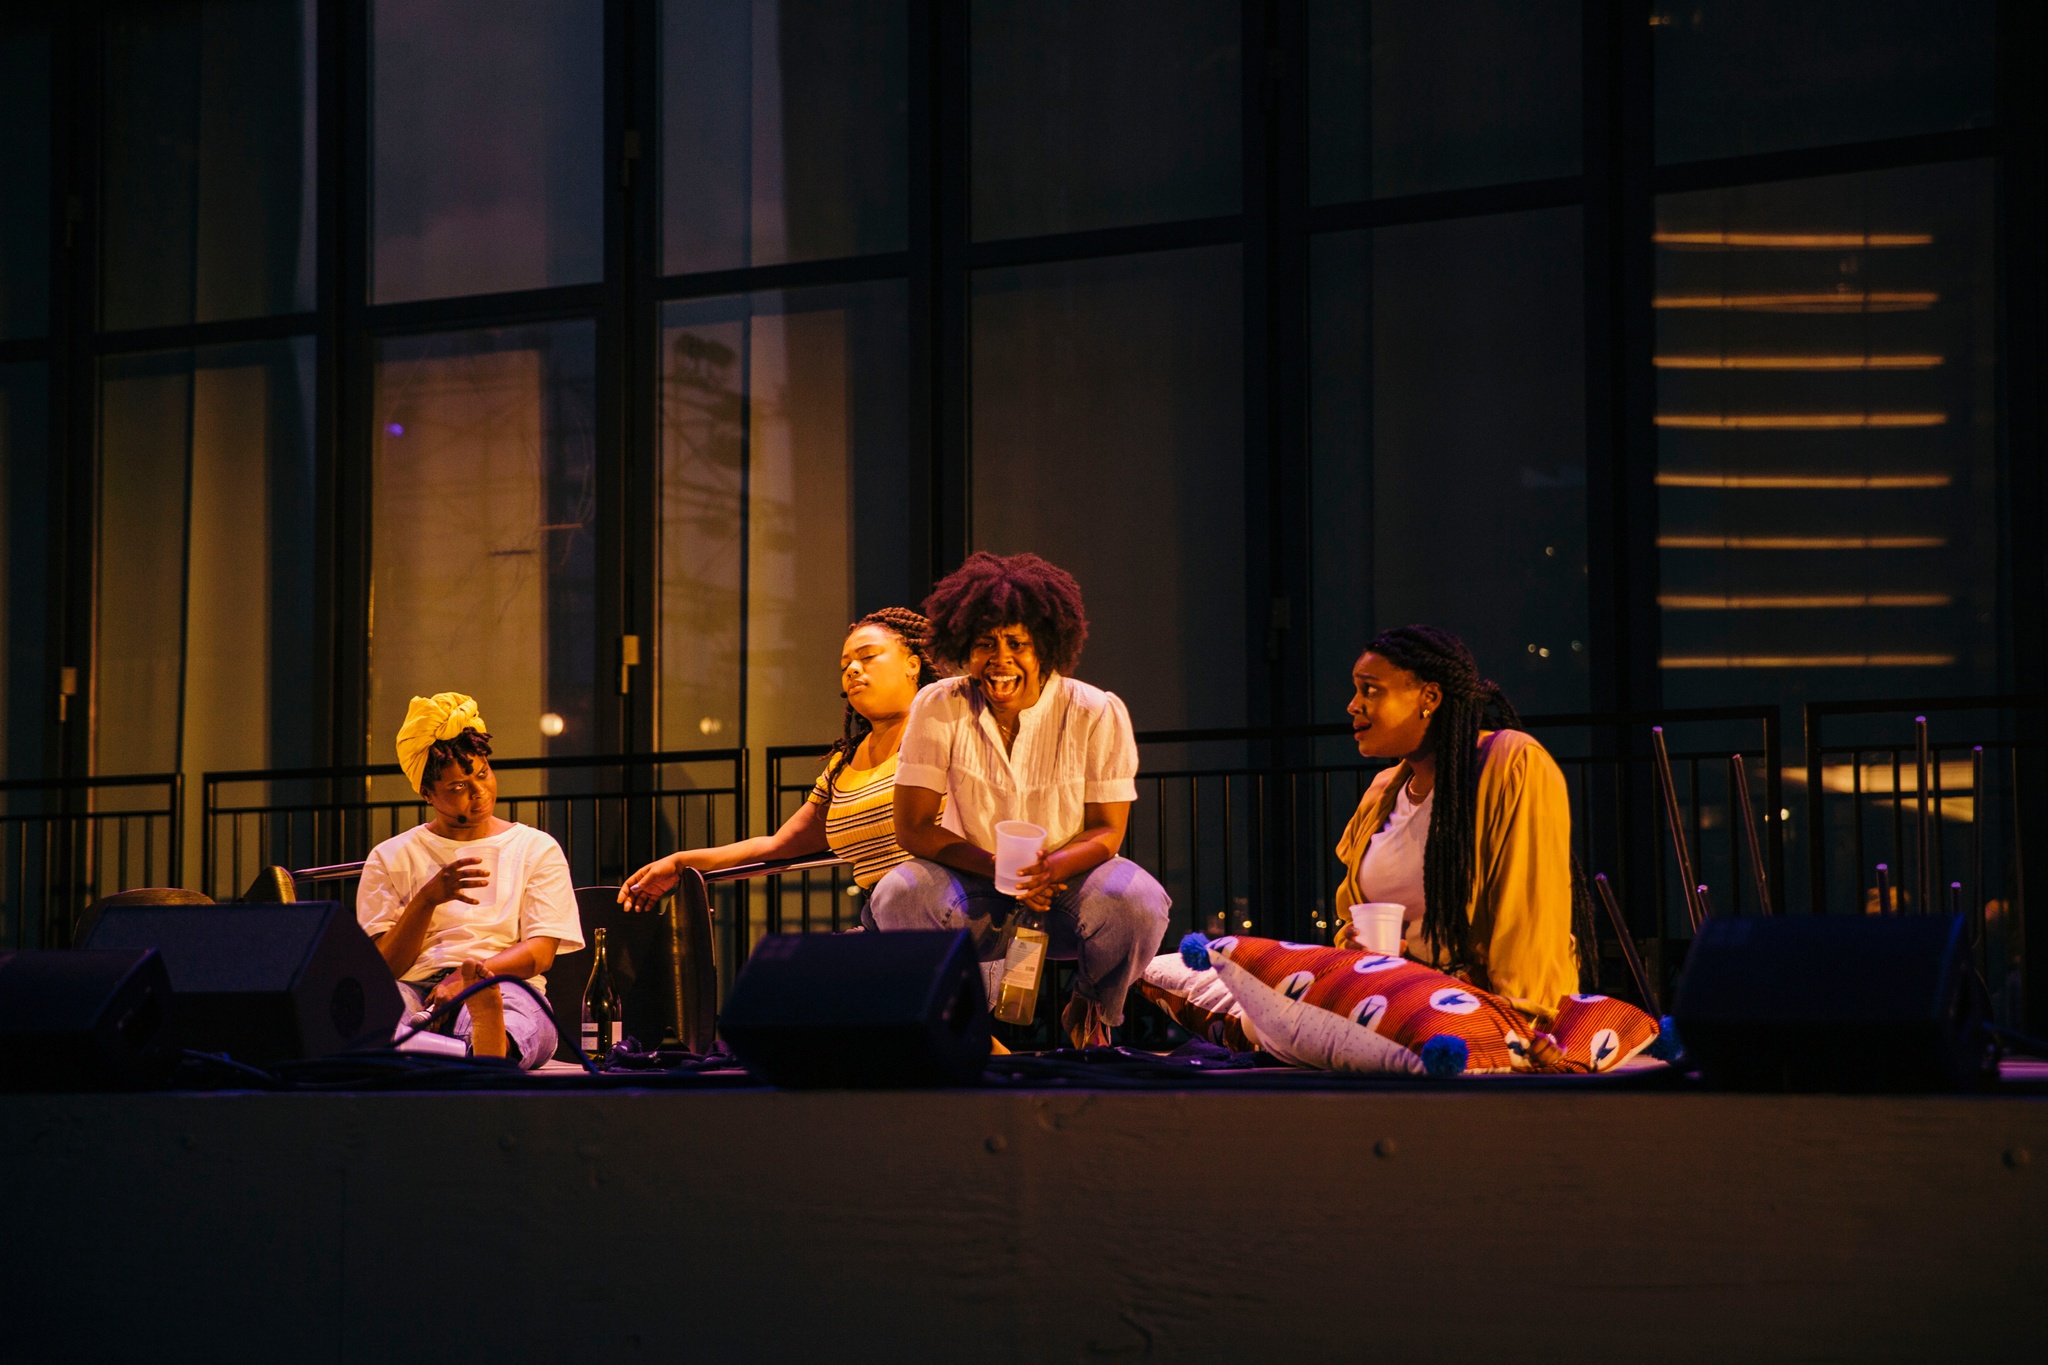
[753,708,1782,1003]
[201,749,747,904]
[1804,693,2041,1024]
[0,772,182,949]
[112,694,2033,1024]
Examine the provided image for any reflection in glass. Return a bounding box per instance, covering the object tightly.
[1654,0,1994,165]
[657,283,909,758]
[100,0,316,331]
[1,363,49,777]
[662,0,908,275]
[971,247,1245,732]
[1310,210,1588,720]
[0,18,49,340]
[371,323,595,799]
[1309,0,1579,204]
[96,341,317,874]
[372,0,602,303]
[1655,161,1999,705]
[970,0,1239,240]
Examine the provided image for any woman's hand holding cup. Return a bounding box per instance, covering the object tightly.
[1011,852,1068,912]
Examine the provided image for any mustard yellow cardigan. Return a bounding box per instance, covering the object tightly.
[1334,728,1578,1023]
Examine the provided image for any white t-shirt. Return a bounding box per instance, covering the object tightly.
[356,822,584,992]
[896,673,1140,852]
[1356,780,1433,932]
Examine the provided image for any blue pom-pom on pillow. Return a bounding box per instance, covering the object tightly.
[1646,1015,1684,1063]
[1179,932,1212,971]
[1419,1034,1469,1077]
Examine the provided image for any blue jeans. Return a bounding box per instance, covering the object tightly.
[862,856,1171,1026]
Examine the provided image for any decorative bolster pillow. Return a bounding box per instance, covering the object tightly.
[1138,952,1258,1053]
[1178,934,1673,1076]
[1544,992,1670,1071]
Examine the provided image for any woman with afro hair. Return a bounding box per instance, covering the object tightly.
[868,551,1170,1048]
[1330,625,1582,1023]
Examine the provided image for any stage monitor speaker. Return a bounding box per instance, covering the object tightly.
[0,948,175,1090]
[1673,912,1993,1091]
[719,930,990,1087]
[80,902,402,1066]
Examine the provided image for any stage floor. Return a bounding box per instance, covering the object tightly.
[5,1072,2044,1363]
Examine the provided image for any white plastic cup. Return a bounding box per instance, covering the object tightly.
[1350,902,1405,956]
[993,820,1048,896]
[459,843,501,907]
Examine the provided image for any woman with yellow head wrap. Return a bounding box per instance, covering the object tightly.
[395,691,490,795]
[355,691,586,1068]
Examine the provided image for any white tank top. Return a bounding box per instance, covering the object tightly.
[1356,780,1433,928]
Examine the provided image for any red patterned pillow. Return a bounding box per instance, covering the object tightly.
[1187,933,1534,1075]
[1544,992,1662,1072]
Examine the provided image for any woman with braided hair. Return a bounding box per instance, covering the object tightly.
[1330,624,1581,1024]
[618,608,945,908]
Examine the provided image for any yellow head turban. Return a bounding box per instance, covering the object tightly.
[396,693,489,793]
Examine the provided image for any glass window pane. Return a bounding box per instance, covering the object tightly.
[1310,209,1588,722]
[1,363,50,777]
[971,0,1240,240]
[1655,161,2000,705]
[1655,0,1995,165]
[101,1,316,331]
[372,0,603,303]
[662,0,908,276]
[971,246,1245,730]
[371,322,597,793]
[97,340,317,876]
[658,281,909,755]
[0,17,49,340]
[1310,0,1580,204]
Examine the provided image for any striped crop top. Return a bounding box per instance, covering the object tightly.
[807,750,936,890]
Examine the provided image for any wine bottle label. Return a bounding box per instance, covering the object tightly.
[1000,927,1047,991]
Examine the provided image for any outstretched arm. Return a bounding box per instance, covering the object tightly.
[619,799,830,911]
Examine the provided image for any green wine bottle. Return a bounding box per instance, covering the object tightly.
[581,927,623,1060]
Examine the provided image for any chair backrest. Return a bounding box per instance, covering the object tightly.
[543,887,695,1057]
[97,887,213,907]
[74,886,214,947]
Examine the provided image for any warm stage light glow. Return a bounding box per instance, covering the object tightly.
[1655,412,1947,429]
[1658,534,1946,550]
[1662,654,1957,668]
[1655,473,1952,489]
[1653,291,1938,312]
[1652,353,1943,370]
[1653,231,1933,248]
[1659,593,1953,609]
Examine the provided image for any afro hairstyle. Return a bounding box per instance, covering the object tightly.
[921,551,1089,675]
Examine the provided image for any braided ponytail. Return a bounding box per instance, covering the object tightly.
[824,608,943,782]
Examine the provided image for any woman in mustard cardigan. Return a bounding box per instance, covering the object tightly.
[1329,625,1584,1024]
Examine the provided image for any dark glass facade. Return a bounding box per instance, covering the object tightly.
[0,3,2040,999]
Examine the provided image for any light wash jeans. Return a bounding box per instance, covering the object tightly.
[861,856,1170,1025]
[398,975,559,1070]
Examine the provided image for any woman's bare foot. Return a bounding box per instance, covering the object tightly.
[468,982,509,1059]
[1061,995,1111,1050]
